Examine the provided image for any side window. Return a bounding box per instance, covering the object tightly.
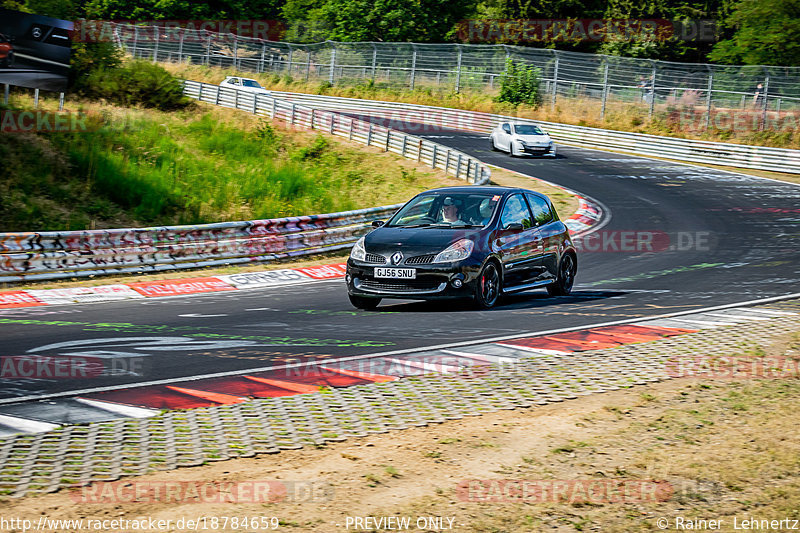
[526,194,553,226]
[502,123,511,134]
[500,194,533,230]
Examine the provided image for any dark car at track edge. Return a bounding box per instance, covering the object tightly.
[346,186,577,309]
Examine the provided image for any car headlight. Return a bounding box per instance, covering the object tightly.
[434,239,474,263]
[350,236,366,261]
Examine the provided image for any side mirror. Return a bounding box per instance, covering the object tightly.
[371,220,385,228]
[505,222,524,231]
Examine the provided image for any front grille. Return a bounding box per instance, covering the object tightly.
[405,254,436,265]
[360,279,444,292]
[364,253,387,264]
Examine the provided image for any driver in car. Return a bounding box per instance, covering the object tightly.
[441,197,466,224]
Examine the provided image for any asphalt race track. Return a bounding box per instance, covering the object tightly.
[1,124,799,405]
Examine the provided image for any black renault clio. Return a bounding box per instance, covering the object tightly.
[346,186,577,309]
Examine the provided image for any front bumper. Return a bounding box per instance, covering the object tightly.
[520,144,553,155]
[346,258,484,300]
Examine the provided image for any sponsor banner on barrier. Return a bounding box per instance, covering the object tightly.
[128,277,237,297]
[25,285,145,305]
[217,269,314,289]
[295,263,348,280]
[0,291,46,309]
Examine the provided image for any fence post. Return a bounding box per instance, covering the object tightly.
[330,114,335,134]
[3,84,8,105]
[329,44,337,85]
[233,35,238,70]
[178,31,185,63]
[401,135,407,156]
[600,60,609,120]
[287,44,294,74]
[253,93,259,114]
[33,88,39,109]
[152,28,159,63]
[385,130,391,151]
[290,103,296,125]
[199,83,204,102]
[271,98,277,119]
[410,45,417,90]
[456,154,463,179]
[349,119,354,140]
[367,123,373,145]
[760,73,770,131]
[431,145,437,168]
[371,43,377,82]
[234,87,239,109]
[310,108,315,129]
[132,25,138,59]
[58,92,64,111]
[648,63,657,117]
[206,33,212,66]
[259,43,266,73]
[776,98,782,114]
[417,139,423,162]
[455,45,463,93]
[704,70,713,130]
[551,50,559,110]
[445,150,451,173]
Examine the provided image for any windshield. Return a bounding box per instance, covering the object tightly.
[514,124,544,135]
[387,192,503,228]
[242,80,262,88]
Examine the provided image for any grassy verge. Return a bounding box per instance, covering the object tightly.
[162,62,800,151]
[0,96,461,232]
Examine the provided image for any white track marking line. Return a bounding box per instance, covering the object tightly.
[0,414,59,433]
[2,292,799,405]
[75,398,160,418]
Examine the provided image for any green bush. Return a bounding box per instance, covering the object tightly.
[497,58,543,107]
[83,60,192,111]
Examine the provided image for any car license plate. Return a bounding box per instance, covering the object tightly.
[374,267,416,279]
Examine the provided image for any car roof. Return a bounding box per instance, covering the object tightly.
[418,186,549,200]
[501,121,544,127]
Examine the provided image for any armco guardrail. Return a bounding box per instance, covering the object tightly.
[268,91,800,174]
[0,205,400,283]
[182,81,492,185]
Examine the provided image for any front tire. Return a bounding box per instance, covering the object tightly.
[474,262,501,309]
[547,254,576,296]
[349,294,381,310]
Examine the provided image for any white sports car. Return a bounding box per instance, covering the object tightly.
[219,76,271,95]
[490,122,556,157]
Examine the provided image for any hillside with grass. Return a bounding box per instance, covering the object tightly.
[0,99,462,232]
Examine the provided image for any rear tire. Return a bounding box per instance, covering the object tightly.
[547,254,576,296]
[474,262,501,309]
[349,294,381,310]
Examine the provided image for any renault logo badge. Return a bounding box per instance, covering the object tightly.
[391,252,403,265]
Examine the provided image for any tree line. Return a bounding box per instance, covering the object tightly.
[3,0,798,66]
